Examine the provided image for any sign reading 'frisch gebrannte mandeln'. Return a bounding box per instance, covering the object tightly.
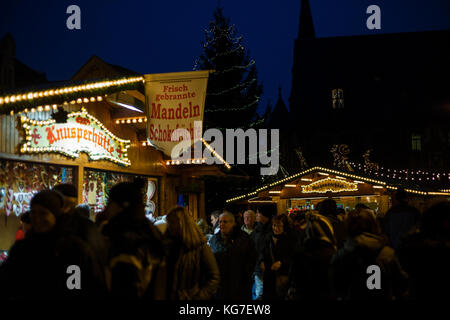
[20,108,131,166]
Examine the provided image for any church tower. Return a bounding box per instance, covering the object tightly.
[288,0,318,125]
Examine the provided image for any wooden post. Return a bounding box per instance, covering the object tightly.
[76,165,84,204]
[199,191,205,220]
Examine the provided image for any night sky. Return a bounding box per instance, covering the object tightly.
[1,0,449,115]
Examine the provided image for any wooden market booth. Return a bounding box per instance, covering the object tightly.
[0,73,227,252]
[226,166,450,215]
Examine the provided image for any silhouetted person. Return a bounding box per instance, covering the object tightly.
[0,190,104,299]
[384,188,420,251]
[331,209,408,300]
[287,212,337,300]
[53,183,108,294]
[397,201,450,299]
[165,206,220,299]
[73,203,91,220]
[101,182,166,299]
[318,199,346,249]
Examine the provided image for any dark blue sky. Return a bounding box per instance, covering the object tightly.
[1,0,449,115]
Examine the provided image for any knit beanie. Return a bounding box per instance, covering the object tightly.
[107,182,144,209]
[30,190,64,217]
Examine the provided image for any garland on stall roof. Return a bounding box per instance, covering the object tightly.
[0,78,142,115]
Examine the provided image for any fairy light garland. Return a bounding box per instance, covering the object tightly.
[165,158,207,165]
[225,166,450,203]
[201,138,231,169]
[205,96,260,113]
[207,78,257,96]
[212,60,256,75]
[115,116,147,125]
[0,76,144,114]
[348,161,449,179]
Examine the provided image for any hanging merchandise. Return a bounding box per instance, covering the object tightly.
[145,180,157,216]
[87,180,97,206]
[0,159,74,217]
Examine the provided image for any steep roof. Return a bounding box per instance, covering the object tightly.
[268,88,289,128]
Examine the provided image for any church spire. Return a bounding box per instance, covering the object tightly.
[298,0,315,40]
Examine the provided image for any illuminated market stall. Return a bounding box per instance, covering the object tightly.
[0,73,225,252]
[226,166,450,215]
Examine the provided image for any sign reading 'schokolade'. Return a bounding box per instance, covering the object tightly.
[20,108,131,166]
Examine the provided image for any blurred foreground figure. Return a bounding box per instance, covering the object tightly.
[398,201,450,299]
[101,182,166,299]
[0,190,105,299]
[165,206,220,299]
[287,212,337,300]
[383,188,420,251]
[53,183,108,292]
[331,209,408,300]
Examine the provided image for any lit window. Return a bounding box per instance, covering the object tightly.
[332,89,344,109]
[412,134,421,151]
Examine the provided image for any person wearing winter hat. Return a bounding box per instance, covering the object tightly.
[53,183,78,214]
[0,190,65,299]
[101,181,166,298]
[30,189,64,233]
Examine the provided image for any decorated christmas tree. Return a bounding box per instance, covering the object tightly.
[195,6,263,129]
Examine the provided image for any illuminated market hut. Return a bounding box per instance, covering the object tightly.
[226,166,450,214]
[0,55,227,253]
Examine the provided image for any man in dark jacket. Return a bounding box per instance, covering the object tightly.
[209,211,256,300]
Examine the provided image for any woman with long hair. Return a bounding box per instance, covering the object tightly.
[165,206,220,300]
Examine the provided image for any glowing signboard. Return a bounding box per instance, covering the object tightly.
[20,108,131,166]
[302,177,358,193]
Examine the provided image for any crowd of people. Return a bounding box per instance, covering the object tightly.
[0,181,449,300]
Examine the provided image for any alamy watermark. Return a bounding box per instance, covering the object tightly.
[366,5,381,30]
[66,5,81,30]
[366,265,381,290]
[66,265,81,290]
[170,121,279,176]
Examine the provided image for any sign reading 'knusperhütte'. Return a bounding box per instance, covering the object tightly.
[20,108,131,166]
[144,70,210,157]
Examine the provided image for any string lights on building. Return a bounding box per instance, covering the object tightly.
[225,166,450,203]
[0,76,143,114]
